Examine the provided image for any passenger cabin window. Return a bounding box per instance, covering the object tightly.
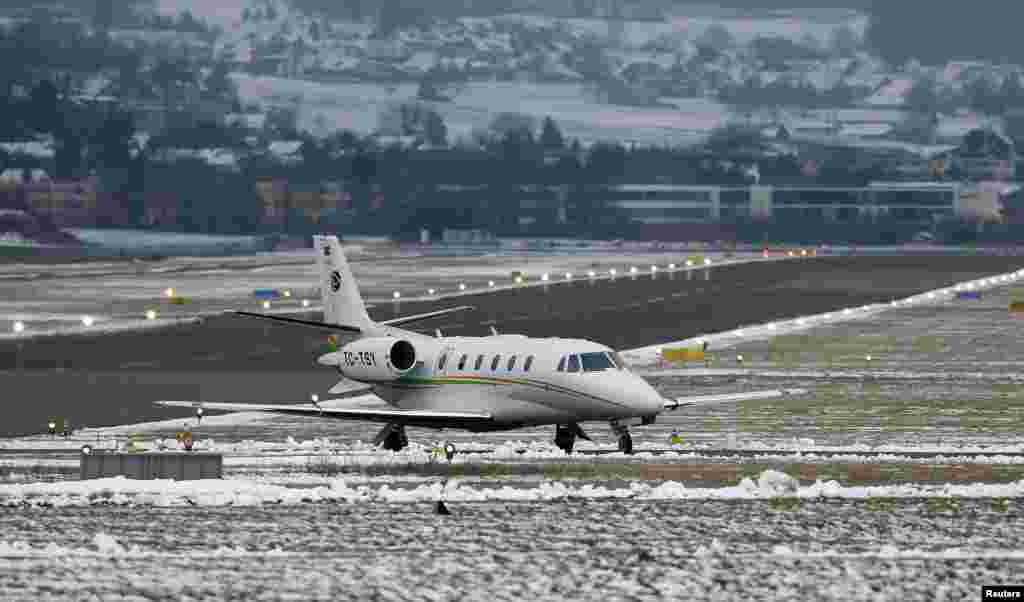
[557,356,565,372]
[524,355,534,372]
[507,355,517,371]
[580,352,615,372]
[457,354,468,370]
[567,354,580,373]
[474,355,484,370]
[491,355,501,371]
[438,353,448,371]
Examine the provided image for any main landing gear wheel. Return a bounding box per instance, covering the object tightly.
[374,423,408,451]
[554,423,591,454]
[617,433,633,454]
[555,424,576,454]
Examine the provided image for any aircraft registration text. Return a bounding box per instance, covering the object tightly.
[343,351,377,367]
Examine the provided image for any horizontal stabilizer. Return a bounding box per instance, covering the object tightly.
[155,400,493,429]
[227,311,362,333]
[663,388,808,411]
[381,305,473,328]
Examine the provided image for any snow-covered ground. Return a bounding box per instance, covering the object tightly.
[3,469,1024,508]
[0,493,1019,600]
[234,74,731,147]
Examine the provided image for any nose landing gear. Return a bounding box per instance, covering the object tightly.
[373,423,408,451]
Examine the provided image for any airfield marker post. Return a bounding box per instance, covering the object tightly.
[12,321,24,372]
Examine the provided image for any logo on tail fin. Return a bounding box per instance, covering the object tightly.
[330,271,342,292]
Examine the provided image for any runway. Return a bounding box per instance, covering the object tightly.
[0,254,1022,437]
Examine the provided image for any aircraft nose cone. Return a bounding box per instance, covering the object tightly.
[635,378,665,414]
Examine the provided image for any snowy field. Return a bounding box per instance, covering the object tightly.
[235,72,987,156]
[0,239,764,339]
[1,498,1019,601]
[235,74,732,147]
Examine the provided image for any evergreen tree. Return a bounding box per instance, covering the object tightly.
[92,108,136,170]
[966,78,1002,116]
[423,110,447,147]
[905,77,940,116]
[204,61,237,102]
[830,25,859,58]
[29,79,60,133]
[1000,75,1024,112]
[539,116,564,150]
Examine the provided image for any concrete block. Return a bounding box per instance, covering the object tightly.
[80,451,222,480]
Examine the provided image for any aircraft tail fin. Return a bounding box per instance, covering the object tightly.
[313,235,374,331]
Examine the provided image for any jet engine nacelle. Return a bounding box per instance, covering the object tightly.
[331,337,420,382]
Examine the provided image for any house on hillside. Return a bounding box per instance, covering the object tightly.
[934,127,1016,181]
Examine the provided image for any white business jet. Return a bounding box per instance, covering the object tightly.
[158,236,805,454]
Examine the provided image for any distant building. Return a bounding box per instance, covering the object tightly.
[939,127,1017,181]
[518,185,568,226]
[142,192,178,226]
[601,182,972,226]
[254,177,352,225]
[255,177,290,225]
[4,175,105,228]
[442,228,497,245]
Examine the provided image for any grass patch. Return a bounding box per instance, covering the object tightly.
[864,497,897,512]
[768,497,801,511]
[926,497,962,514]
[720,385,1024,434]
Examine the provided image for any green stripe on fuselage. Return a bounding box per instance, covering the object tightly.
[396,376,522,386]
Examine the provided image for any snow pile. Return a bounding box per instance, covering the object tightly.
[752,469,799,496]
[770,545,1024,560]
[0,534,295,558]
[2,470,1023,507]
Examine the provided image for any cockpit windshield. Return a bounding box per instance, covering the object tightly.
[579,352,614,372]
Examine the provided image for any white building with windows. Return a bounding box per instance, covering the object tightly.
[604,182,969,224]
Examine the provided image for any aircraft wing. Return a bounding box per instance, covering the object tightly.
[663,388,808,411]
[380,306,473,327]
[155,400,493,429]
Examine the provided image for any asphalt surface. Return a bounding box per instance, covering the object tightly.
[1,254,1022,437]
